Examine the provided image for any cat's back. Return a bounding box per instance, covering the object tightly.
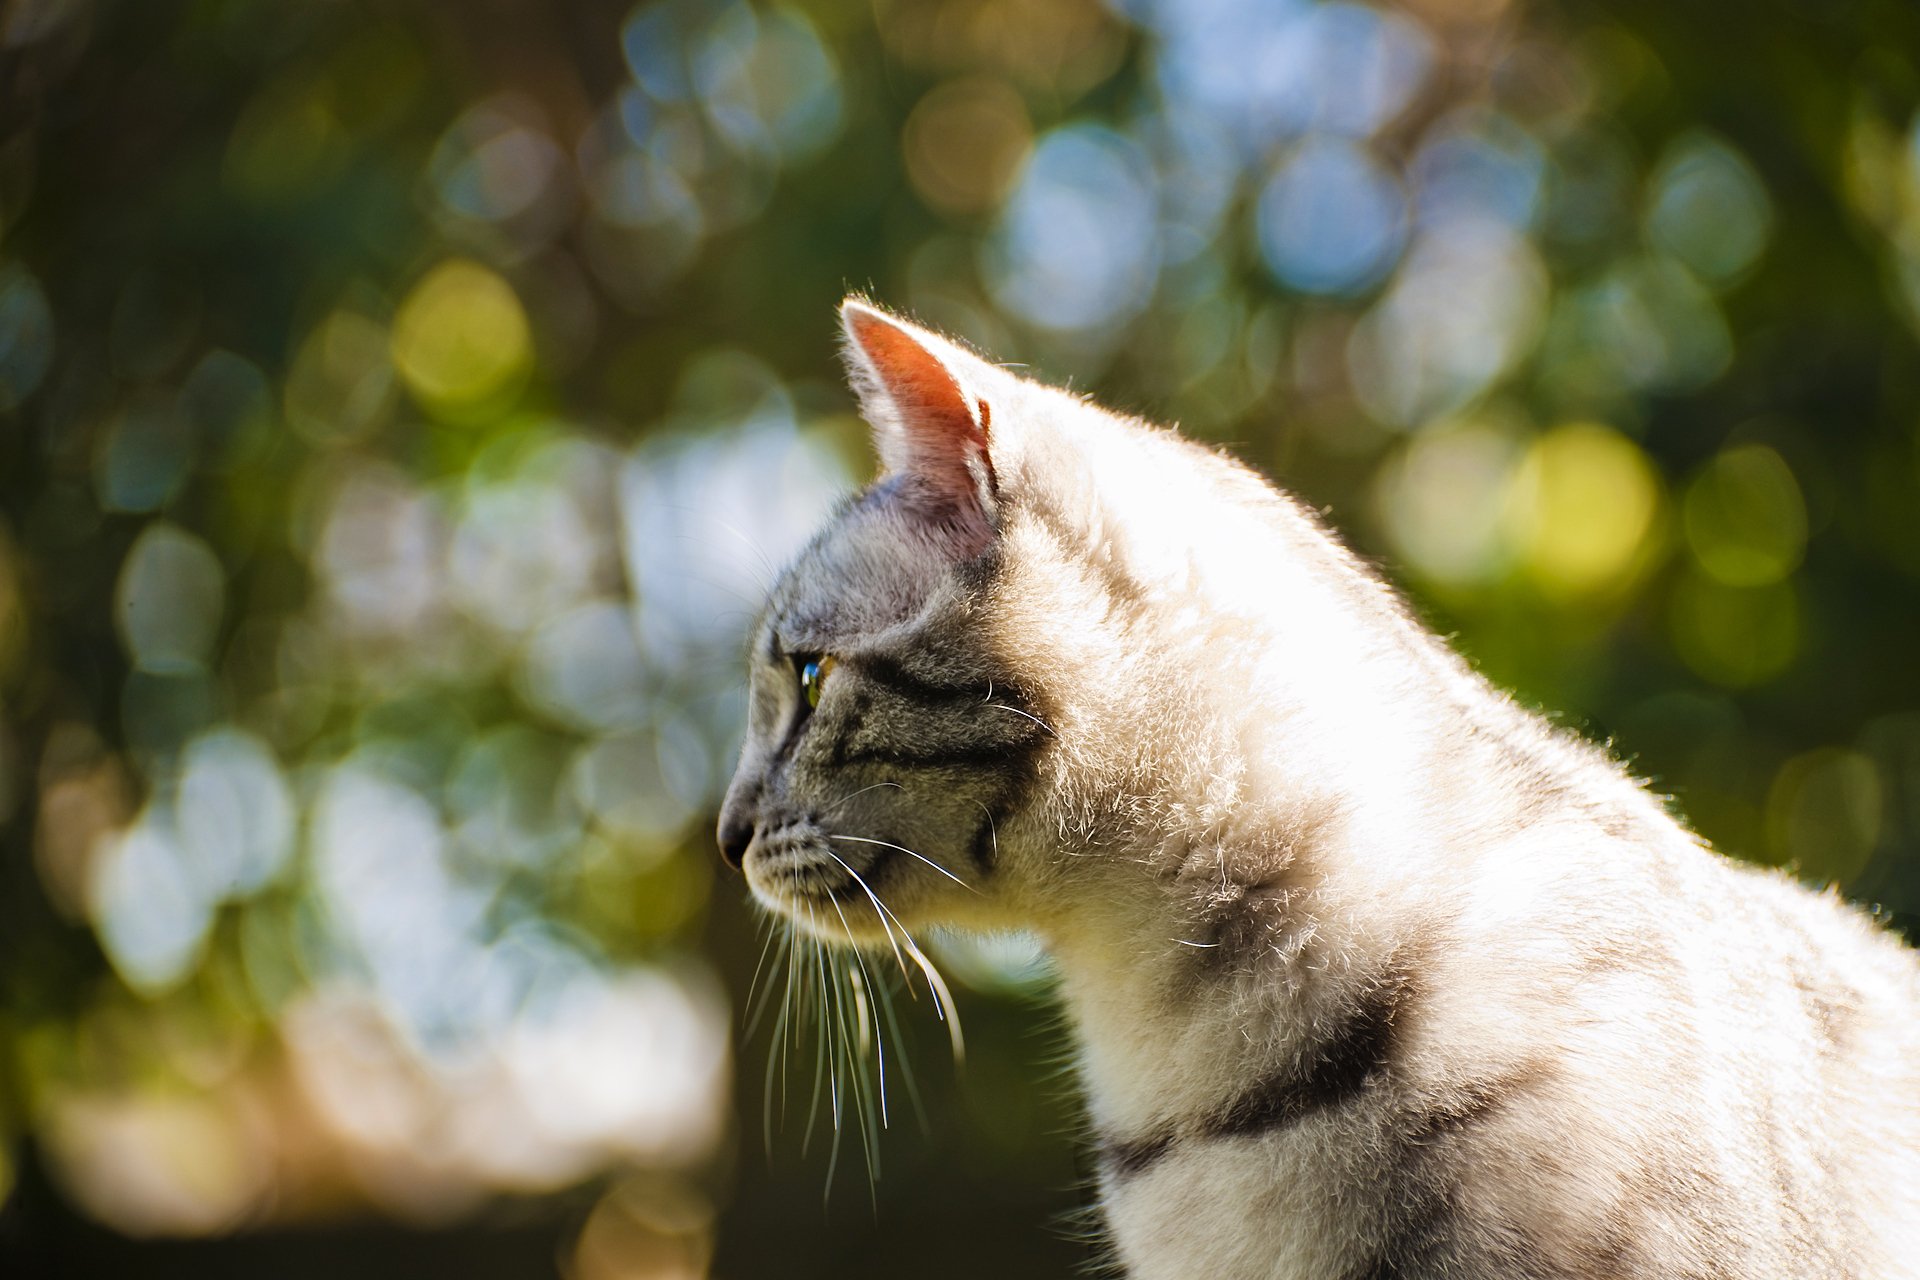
[1045,377,1920,1276]
[1399,812,1920,1278]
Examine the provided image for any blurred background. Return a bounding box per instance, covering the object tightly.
[2,0,1919,1274]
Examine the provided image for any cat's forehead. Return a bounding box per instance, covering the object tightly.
[763,484,952,650]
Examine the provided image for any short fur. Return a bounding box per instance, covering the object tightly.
[717,299,1920,1279]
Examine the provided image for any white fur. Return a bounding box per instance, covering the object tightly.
[719,302,1920,1279]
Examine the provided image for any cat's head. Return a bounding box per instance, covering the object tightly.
[716,299,1104,947]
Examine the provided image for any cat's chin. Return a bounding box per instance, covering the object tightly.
[753,882,900,948]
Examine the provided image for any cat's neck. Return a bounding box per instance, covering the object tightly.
[1032,735,1443,1136]
[998,406,1662,1133]
[1017,548,1597,1140]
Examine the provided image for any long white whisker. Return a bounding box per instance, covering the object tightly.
[826,893,889,1132]
[804,911,829,1156]
[823,849,912,980]
[900,932,966,1064]
[872,965,929,1131]
[981,701,1056,736]
[829,834,977,893]
[762,931,795,1157]
[742,919,783,1036]
[819,940,876,1194]
[822,956,845,1193]
[970,800,999,863]
[819,780,904,816]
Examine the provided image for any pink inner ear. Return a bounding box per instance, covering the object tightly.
[843,305,997,552]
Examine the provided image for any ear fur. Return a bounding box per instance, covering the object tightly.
[839,298,997,556]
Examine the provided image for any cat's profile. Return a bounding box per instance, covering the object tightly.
[716,298,1920,1278]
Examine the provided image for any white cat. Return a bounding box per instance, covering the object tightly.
[717,298,1920,1279]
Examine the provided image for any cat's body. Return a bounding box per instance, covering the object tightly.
[717,299,1920,1278]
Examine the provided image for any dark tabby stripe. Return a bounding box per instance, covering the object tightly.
[1340,1189,1458,1280]
[851,652,984,704]
[1099,962,1414,1182]
[1206,964,1412,1139]
[1098,1129,1175,1178]
[1402,1062,1550,1148]
[832,738,1040,771]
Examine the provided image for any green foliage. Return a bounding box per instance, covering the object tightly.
[2,0,1919,1274]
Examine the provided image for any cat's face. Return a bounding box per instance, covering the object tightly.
[716,302,1058,946]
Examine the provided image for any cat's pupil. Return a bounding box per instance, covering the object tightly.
[800,656,834,709]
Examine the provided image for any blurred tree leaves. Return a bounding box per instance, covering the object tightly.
[2,0,1920,1274]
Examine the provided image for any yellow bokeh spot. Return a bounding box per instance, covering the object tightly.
[391,259,532,415]
[1669,570,1799,687]
[1505,422,1663,599]
[1765,748,1881,885]
[1682,443,1806,586]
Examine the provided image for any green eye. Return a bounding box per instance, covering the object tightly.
[800,655,835,709]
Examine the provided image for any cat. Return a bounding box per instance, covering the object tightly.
[715,298,1920,1279]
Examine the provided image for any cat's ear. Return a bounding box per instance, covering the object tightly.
[839,298,997,556]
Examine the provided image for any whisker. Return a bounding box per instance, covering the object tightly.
[782,923,799,1092]
[762,932,795,1158]
[970,799,999,863]
[823,849,913,980]
[900,932,966,1064]
[803,912,829,1157]
[822,961,844,1196]
[983,680,1056,736]
[981,700,1056,736]
[821,944,877,1197]
[743,918,784,1036]
[829,834,978,893]
[818,780,904,816]
[872,966,930,1132]
[747,851,967,1197]
[826,894,890,1132]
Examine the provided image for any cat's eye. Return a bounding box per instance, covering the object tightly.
[799,655,835,709]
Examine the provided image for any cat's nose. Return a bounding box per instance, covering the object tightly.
[716,811,754,872]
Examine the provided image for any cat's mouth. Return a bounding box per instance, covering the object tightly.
[744,822,897,943]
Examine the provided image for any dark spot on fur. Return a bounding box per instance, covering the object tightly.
[1095,1127,1176,1180]
[1592,806,1637,839]
[1095,958,1416,1186]
[1571,1218,1640,1277]
[1341,1188,1457,1280]
[832,687,873,746]
[1175,799,1345,981]
[1205,959,1415,1141]
[1401,1061,1551,1148]
[1788,965,1853,1057]
[969,806,1000,873]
